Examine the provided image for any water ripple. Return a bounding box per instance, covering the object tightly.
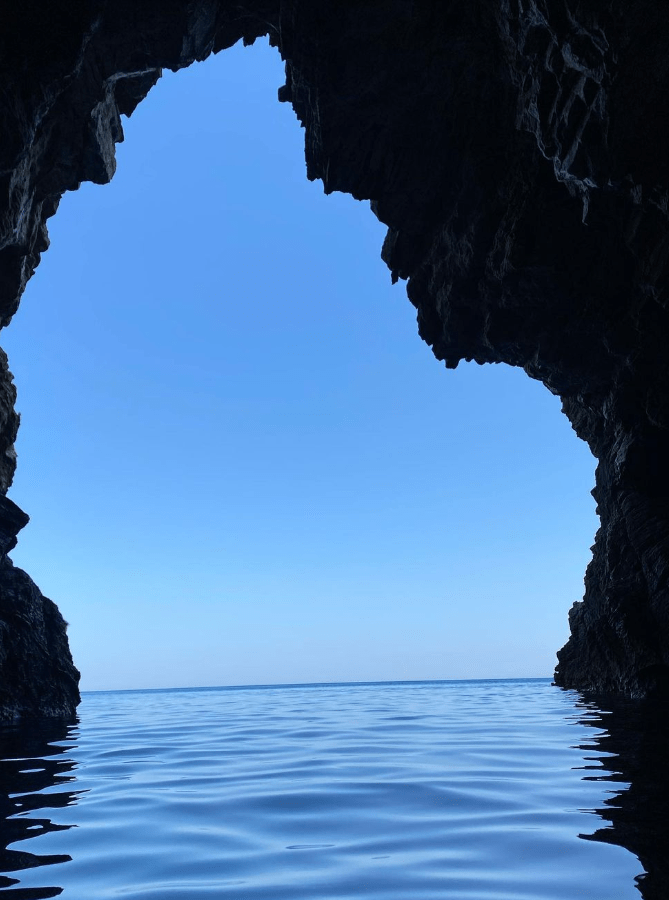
[0,680,648,899]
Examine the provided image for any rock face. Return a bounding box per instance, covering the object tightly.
[1,0,668,713]
[0,352,79,719]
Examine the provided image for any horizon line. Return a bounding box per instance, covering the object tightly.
[83,675,554,695]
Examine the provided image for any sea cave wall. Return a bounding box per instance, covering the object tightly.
[1,0,668,717]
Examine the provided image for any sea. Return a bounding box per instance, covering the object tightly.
[1,678,667,900]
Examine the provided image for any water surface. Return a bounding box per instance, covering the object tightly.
[0,679,657,898]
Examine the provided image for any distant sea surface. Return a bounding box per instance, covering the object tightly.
[0,679,662,900]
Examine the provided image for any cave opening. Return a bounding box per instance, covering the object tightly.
[3,40,598,692]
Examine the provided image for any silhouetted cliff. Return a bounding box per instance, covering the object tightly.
[1,0,668,715]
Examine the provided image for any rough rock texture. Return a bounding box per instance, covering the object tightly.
[1,0,669,712]
[0,346,79,720]
[0,558,79,721]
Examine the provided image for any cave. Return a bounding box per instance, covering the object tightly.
[1,0,669,718]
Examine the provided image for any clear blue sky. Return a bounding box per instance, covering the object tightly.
[3,40,598,691]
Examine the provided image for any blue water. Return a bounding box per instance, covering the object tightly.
[0,679,655,899]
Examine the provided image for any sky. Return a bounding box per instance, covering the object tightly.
[2,39,598,691]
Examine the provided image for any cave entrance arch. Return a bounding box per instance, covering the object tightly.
[4,40,597,692]
[3,2,669,712]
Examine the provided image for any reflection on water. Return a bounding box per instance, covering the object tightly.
[0,683,667,899]
[0,718,81,898]
[574,694,669,900]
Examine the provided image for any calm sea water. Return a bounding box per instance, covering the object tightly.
[1,679,666,900]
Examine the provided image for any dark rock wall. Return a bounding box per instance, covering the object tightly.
[0,0,668,714]
[283,1,669,696]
